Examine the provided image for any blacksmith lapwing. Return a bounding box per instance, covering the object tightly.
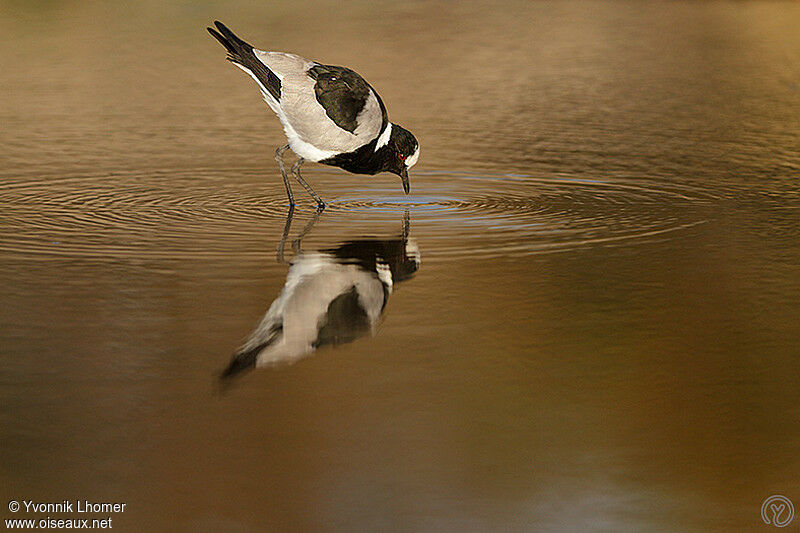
[208,21,420,208]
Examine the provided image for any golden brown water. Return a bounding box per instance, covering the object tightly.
[2,1,800,530]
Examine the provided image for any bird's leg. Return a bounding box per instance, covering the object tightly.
[290,158,326,209]
[277,204,295,264]
[275,144,295,206]
[291,208,322,254]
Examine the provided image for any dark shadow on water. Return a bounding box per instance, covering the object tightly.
[220,208,420,381]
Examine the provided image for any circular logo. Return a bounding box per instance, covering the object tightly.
[762,495,794,527]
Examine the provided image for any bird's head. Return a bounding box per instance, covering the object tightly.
[386,125,419,194]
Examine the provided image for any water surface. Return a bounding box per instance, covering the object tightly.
[2,1,799,531]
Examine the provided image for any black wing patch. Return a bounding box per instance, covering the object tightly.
[308,64,385,133]
[312,286,371,348]
[208,21,281,102]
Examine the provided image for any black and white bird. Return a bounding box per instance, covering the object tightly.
[207,21,420,208]
[221,224,420,378]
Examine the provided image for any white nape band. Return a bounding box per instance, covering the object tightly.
[405,145,420,168]
[405,239,421,266]
[374,122,393,152]
[375,260,393,290]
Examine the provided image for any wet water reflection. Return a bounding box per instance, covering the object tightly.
[222,210,420,377]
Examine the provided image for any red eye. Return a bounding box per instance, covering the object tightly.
[399,154,406,161]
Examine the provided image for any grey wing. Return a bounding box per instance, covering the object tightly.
[255,51,386,153]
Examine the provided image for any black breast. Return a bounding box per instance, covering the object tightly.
[319,139,391,175]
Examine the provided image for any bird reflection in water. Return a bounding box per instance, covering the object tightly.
[222,209,420,378]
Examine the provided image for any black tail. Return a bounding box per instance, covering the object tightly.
[207,21,253,60]
[207,21,282,101]
[220,344,262,380]
[220,320,283,379]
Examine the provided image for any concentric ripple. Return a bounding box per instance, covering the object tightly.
[324,170,715,258]
[0,168,714,260]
